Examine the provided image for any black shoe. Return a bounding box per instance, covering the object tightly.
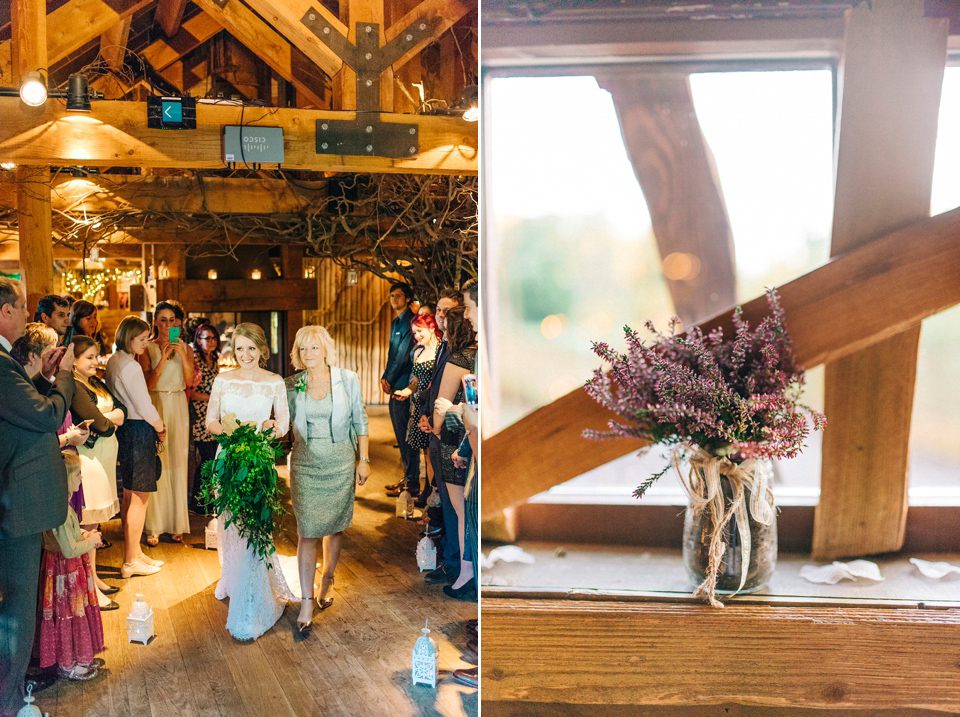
[99,584,120,596]
[385,482,404,492]
[443,579,477,601]
[424,565,454,585]
[25,669,57,694]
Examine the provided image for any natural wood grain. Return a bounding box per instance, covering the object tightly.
[481,207,960,518]
[33,408,477,716]
[597,73,737,326]
[2,0,151,73]
[384,0,475,72]
[155,0,190,38]
[30,175,330,215]
[100,15,132,72]
[10,0,54,313]
[482,702,955,717]
[482,597,960,709]
[194,0,328,108]
[814,0,948,560]
[241,0,346,78]
[141,11,221,73]
[155,278,318,311]
[0,98,479,174]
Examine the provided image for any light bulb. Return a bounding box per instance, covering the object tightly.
[19,72,47,107]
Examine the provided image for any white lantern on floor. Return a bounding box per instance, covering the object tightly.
[411,619,438,688]
[16,684,47,717]
[204,518,219,550]
[416,533,437,571]
[396,489,414,519]
[127,593,154,645]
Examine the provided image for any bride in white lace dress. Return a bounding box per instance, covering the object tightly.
[205,323,296,640]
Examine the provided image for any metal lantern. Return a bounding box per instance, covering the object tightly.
[416,534,437,572]
[16,684,47,717]
[204,518,219,550]
[396,489,414,519]
[411,619,438,688]
[127,592,154,645]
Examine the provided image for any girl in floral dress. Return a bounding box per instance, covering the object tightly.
[34,452,105,681]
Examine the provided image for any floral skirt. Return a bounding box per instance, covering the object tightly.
[33,550,104,670]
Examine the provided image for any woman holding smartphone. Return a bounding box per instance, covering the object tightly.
[138,301,193,544]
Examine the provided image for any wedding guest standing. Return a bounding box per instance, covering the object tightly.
[430,305,477,598]
[0,277,76,716]
[394,313,442,505]
[381,282,417,498]
[33,295,70,336]
[139,301,192,543]
[69,300,108,355]
[34,452,105,681]
[105,316,165,579]
[189,323,220,513]
[71,335,126,607]
[285,326,370,635]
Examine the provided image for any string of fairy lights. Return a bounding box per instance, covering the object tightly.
[62,267,142,301]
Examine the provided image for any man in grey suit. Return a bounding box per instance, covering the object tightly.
[0,277,76,717]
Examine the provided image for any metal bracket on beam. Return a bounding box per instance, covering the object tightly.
[316,119,419,159]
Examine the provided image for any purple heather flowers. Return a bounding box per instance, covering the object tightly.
[585,290,825,495]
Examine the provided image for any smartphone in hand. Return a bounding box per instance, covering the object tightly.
[61,326,75,346]
[168,327,181,343]
[461,374,479,408]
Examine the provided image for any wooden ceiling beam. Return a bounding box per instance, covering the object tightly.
[240,0,346,78]
[141,10,221,73]
[481,206,960,518]
[193,0,328,108]
[0,0,153,80]
[155,0,189,38]
[0,98,478,174]
[0,175,329,215]
[100,14,133,72]
[385,0,474,72]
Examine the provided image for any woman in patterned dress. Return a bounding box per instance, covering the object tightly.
[189,323,220,513]
[394,313,442,502]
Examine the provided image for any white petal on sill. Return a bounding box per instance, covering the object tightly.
[799,560,884,584]
[843,559,886,581]
[485,545,537,566]
[910,557,960,579]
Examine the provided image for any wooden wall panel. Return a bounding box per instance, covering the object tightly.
[304,259,393,404]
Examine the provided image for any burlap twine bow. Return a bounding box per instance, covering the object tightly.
[674,446,775,608]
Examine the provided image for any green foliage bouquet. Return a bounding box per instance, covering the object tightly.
[199,418,285,564]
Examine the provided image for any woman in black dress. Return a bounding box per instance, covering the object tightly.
[188,323,220,512]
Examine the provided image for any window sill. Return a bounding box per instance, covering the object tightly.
[481,545,960,711]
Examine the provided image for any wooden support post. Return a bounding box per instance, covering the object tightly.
[598,73,737,326]
[338,0,392,111]
[281,244,306,374]
[812,0,948,560]
[11,0,52,312]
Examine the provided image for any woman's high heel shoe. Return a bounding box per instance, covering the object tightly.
[296,598,313,636]
[316,575,335,611]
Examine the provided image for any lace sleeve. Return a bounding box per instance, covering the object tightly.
[206,375,223,429]
[271,378,289,438]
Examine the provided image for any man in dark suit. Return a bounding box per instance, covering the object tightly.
[0,277,76,717]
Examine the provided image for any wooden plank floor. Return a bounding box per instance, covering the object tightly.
[36,406,478,717]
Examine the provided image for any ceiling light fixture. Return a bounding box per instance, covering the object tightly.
[19,71,47,107]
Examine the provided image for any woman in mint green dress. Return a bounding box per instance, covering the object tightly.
[285,325,370,636]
